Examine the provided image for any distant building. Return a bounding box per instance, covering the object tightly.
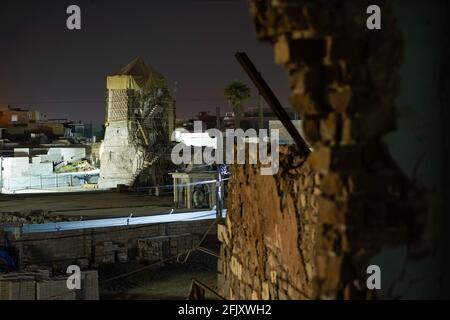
[186,106,299,131]
[268,120,310,147]
[0,105,64,140]
[65,122,86,141]
[0,106,36,126]
[239,106,298,130]
[223,112,235,129]
[197,111,217,129]
[176,111,216,132]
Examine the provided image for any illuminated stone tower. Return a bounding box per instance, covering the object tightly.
[98,57,175,189]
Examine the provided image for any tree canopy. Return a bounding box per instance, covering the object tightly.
[224,80,251,128]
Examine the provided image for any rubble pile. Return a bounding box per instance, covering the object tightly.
[0,211,73,224]
[55,160,96,173]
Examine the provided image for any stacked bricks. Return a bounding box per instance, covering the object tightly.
[217,0,426,300]
[94,241,117,264]
[93,241,127,265]
[3,220,216,270]
[137,233,200,264]
[0,269,99,300]
[137,235,170,263]
[0,276,36,300]
[0,267,51,300]
[77,270,99,300]
[36,278,76,300]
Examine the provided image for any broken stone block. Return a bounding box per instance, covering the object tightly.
[317,196,347,225]
[275,36,328,65]
[321,172,345,196]
[290,91,322,117]
[306,146,363,172]
[325,85,353,113]
[301,116,321,144]
[315,253,343,285]
[320,114,338,143]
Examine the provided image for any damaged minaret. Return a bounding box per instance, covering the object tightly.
[98,57,175,189]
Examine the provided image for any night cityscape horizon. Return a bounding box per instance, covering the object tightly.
[0,0,290,123]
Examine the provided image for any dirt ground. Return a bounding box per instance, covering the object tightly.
[98,245,220,300]
[0,191,196,218]
[100,263,218,300]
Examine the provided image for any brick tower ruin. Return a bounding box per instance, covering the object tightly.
[98,57,175,189]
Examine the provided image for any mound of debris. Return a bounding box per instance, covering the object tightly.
[0,210,74,224]
[55,160,96,173]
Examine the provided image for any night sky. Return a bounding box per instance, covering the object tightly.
[0,0,290,124]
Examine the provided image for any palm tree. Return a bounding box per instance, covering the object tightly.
[224,80,251,129]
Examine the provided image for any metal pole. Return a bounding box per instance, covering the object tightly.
[235,52,311,157]
[258,94,264,130]
[216,106,221,130]
[215,166,223,219]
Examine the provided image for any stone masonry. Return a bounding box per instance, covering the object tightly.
[218,0,427,300]
[218,146,318,299]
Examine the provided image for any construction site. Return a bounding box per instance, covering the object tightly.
[0,0,449,303]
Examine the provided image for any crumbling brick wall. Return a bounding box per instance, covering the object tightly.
[218,0,427,299]
[218,146,318,299]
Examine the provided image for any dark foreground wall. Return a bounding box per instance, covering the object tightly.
[218,0,450,300]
